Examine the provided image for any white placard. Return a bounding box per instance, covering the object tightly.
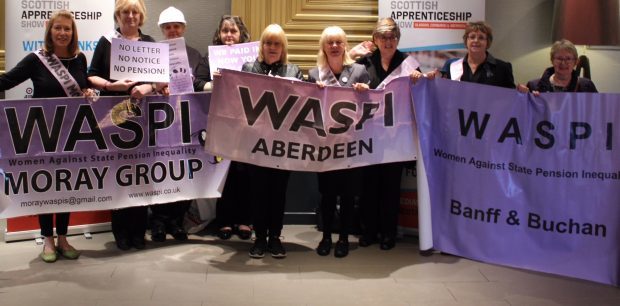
[379,0,485,51]
[208,41,259,77]
[110,38,170,83]
[162,37,194,94]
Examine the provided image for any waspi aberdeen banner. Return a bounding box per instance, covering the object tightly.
[413,78,620,286]
[206,69,418,172]
[0,93,228,219]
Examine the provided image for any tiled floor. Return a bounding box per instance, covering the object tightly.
[0,225,618,306]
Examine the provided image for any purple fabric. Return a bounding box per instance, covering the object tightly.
[0,93,228,218]
[206,69,418,172]
[413,78,620,286]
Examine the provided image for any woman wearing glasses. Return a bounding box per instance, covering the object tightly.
[522,39,597,93]
[356,18,433,251]
[441,21,515,89]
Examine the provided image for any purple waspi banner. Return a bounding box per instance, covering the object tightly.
[413,78,620,286]
[0,93,228,218]
[206,69,418,172]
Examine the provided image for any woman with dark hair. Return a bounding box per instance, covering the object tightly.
[88,0,157,251]
[241,24,303,259]
[0,10,94,262]
[440,21,515,89]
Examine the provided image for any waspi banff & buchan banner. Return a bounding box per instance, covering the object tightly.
[206,69,418,172]
[413,78,620,286]
[0,93,228,219]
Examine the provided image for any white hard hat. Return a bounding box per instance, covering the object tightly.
[158,6,186,26]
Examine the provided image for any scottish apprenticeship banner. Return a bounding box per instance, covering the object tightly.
[206,69,417,172]
[0,93,228,219]
[413,78,620,286]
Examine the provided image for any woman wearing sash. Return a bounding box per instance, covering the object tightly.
[520,39,597,94]
[440,21,515,89]
[307,26,370,257]
[241,24,303,259]
[88,0,156,251]
[207,15,255,241]
[0,10,92,262]
[356,18,434,251]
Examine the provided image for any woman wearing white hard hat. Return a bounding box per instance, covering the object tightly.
[157,6,210,93]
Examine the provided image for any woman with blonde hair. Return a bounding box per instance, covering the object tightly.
[308,26,369,257]
[88,0,156,250]
[0,10,94,262]
[241,24,303,259]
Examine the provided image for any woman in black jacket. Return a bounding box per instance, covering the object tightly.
[241,24,303,259]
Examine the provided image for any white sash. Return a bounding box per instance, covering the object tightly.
[317,66,341,87]
[376,55,420,89]
[34,49,83,97]
[449,58,464,81]
[104,30,123,43]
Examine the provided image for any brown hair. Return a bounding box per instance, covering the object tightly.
[463,21,493,48]
[372,18,401,43]
[44,10,79,56]
[212,15,251,45]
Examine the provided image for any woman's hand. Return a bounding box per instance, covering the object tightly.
[82,88,97,97]
[316,81,326,89]
[130,83,152,99]
[349,41,374,60]
[353,82,369,91]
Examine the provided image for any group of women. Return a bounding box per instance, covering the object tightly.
[0,0,598,262]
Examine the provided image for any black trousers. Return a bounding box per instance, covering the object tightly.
[361,162,403,239]
[318,168,362,240]
[216,161,252,228]
[111,206,148,241]
[39,213,70,237]
[247,164,290,239]
[150,200,190,232]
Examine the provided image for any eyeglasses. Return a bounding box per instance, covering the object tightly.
[553,57,576,64]
[376,35,398,42]
[467,34,487,41]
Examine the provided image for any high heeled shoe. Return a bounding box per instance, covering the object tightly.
[217,227,233,240]
[236,225,252,240]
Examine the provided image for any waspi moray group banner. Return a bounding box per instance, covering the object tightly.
[0,93,228,219]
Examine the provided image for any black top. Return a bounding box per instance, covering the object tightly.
[356,49,419,89]
[0,52,88,98]
[241,60,304,80]
[526,67,598,93]
[88,29,155,96]
[185,44,212,92]
[441,52,516,89]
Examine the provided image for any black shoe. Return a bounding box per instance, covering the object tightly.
[267,236,286,259]
[132,236,146,250]
[316,238,332,256]
[151,229,166,242]
[249,238,267,258]
[334,240,349,258]
[170,227,188,241]
[380,237,395,250]
[358,235,377,247]
[236,227,252,240]
[116,237,132,251]
[217,228,233,240]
